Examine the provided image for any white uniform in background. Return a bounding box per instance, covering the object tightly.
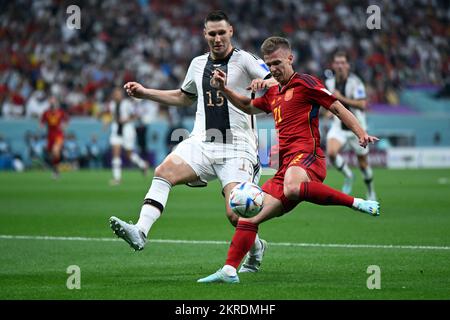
[325,73,369,155]
[108,98,147,184]
[109,98,138,151]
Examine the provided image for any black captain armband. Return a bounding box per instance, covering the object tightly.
[143,198,164,213]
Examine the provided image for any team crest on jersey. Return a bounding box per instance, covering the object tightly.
[284,88,294,101]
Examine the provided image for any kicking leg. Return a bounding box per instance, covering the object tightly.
[110,153,198,250]
[283,166,379,216]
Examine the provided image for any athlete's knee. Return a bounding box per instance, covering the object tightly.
[154,162,177,184]
[357,156,369,170]
[283,182,300,201]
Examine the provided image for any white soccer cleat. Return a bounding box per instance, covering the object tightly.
[354,200,380,217]
[110,216,146,251]
[197,269,240,284]
[238,239,267,273]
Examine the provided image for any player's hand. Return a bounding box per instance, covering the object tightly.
[359,134,379,148]
[333,90,344,100]
[246,78,268,92]
[123,82,146,99]
[211,69,227,90]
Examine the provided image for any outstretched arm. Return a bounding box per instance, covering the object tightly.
[329,100,378,147]
[123,82,195,107]
[333,90,367,110]
[212,69,264,115]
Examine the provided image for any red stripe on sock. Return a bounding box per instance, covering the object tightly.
[225,220,258,269]
[299,181,353,207]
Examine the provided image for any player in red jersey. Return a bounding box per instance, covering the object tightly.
[40,96,69,178]
[198,36,380,283]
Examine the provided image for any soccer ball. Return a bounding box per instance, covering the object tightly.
[229,182,264,218]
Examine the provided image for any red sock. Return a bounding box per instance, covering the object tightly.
[299,181,353,207]
[225,220,258,269]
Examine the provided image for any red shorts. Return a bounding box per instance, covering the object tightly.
[47,133,64,151]
[262,152,327,213]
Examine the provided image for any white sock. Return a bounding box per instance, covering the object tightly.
[112,157,121,181]
[130,152,146,169]
[352,198,364,208]
[334,154,353,179]
[136,177,172,236]
[222,264,237,276]
[248,233,262,255]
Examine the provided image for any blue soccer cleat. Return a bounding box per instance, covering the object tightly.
[354,200,380,216]
[197,269,240,284]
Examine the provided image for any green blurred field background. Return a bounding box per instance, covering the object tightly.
[0,169,449,299]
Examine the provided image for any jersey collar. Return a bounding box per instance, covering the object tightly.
[208,47,235,64]
[278,72,297,93]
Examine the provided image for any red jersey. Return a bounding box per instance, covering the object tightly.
[41,108,68,137]
[252,73,336,158]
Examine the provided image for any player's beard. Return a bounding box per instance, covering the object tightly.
[212,43,230,59]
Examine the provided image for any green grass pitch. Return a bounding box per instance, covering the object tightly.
[0,168,449,299]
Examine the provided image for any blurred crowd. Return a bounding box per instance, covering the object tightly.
[0,0,448,119]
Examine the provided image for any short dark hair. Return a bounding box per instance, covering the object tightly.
[204,10,230,26]
[333,50,348,61]
[261,36,291,56]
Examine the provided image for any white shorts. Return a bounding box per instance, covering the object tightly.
[327,124,369,156]
[171,137,260,189]
[110,123,136,150]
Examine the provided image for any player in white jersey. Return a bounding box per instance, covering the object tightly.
[325,51,377,200]
[109,11,276,273]
[107,87,148,185]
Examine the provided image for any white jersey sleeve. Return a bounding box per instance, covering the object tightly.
[241,51,271,80]
[181,60,198,97]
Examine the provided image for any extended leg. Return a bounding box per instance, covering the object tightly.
[110,154,198,250]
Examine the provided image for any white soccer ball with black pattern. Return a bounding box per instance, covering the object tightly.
[229,182,264,218]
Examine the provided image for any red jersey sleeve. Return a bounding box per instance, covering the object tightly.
[299,74,337,109]
[306,85,337,110]
[251,92,272,114]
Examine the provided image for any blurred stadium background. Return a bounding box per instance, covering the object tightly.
[0,0,449,170]
[0,0,449,300]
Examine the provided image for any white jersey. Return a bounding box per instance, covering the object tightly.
[108,99,135,125]
[325,73,367,130]
[108,99,137,150]
[180,48,270,161]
